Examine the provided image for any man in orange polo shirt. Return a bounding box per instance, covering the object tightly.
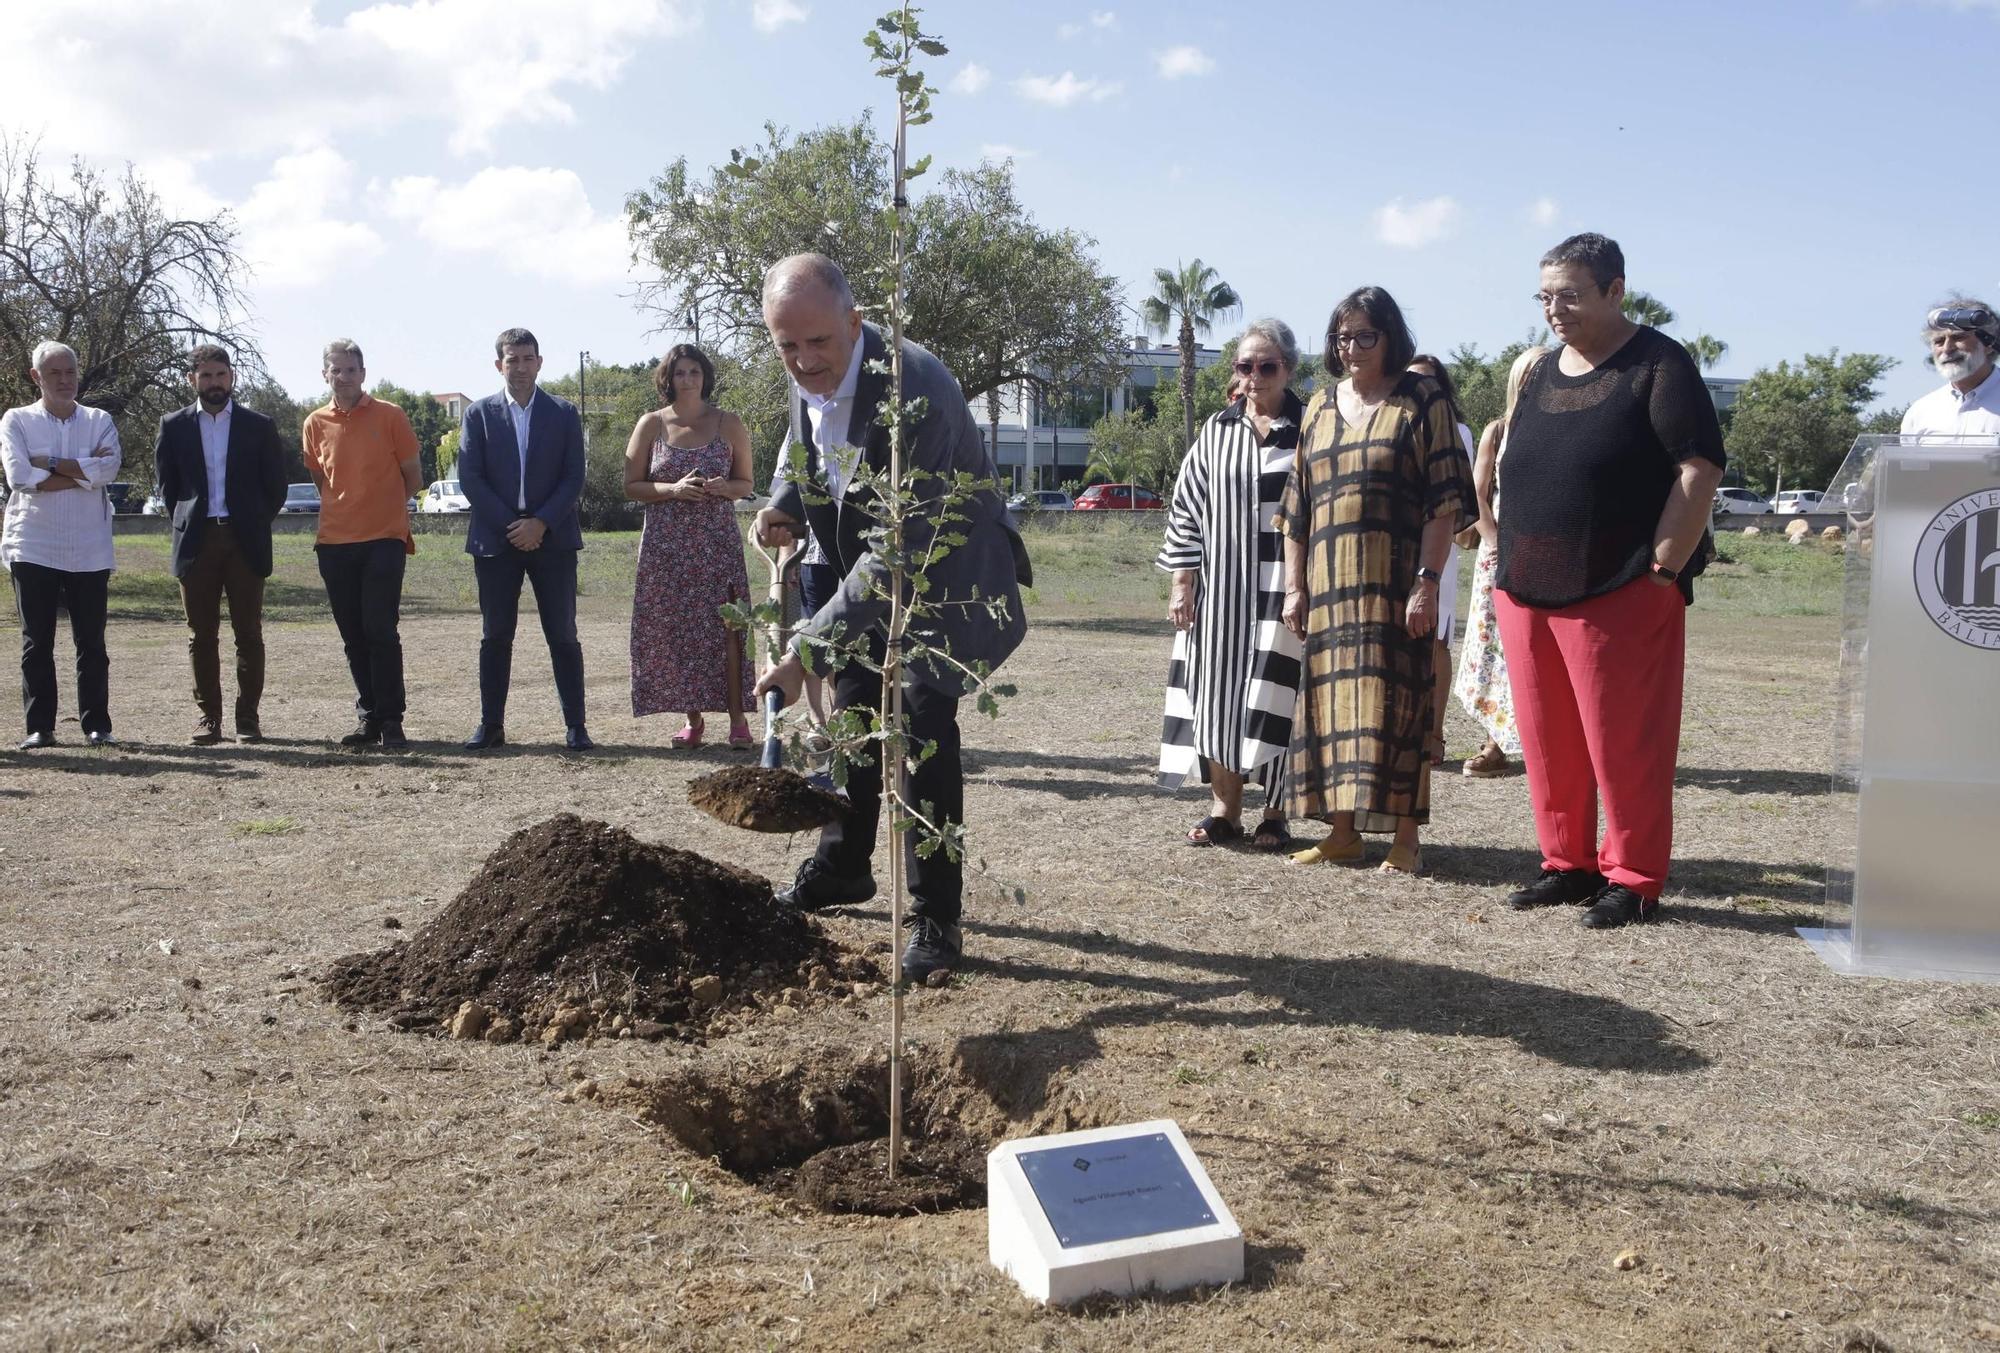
[303,338,425,749]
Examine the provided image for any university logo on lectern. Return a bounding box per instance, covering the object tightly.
[1914,489,2000,650]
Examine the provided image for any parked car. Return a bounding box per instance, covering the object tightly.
[1772,490,1825,515]
[1006,489,1075,513]
[281,482,321,514]
[141,491,166,516]
[1073,483,1165,511]
[105,481,139,514]
[419,479,472,513]
[1712,487,1773,517]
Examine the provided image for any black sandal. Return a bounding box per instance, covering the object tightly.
[1186,815,1242,847]
[1251,819,1292,851]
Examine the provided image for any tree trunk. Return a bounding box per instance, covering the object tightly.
[987,386,1004,488]
[1179,313,1197,452]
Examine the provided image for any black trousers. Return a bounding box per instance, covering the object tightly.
[818,648,964,927]
[315,539,406,724]
[473,545,585,727]
[10,562,110,737]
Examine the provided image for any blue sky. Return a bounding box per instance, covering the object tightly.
[4,0,1993,413]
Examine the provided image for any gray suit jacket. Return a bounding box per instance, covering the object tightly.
[770,325,1031,694]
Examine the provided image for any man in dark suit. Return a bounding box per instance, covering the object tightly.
[154,343,287,743]
[753,254,1031,981]
[456,327,590,751]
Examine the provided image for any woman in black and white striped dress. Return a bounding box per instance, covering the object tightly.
[1159,319,1306,849]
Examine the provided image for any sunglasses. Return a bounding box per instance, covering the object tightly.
[1233,359,1283,376]
[1333,331,1381,350]
[1929,306,1997,334]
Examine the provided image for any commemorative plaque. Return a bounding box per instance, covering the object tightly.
[988,1119,1243,1304]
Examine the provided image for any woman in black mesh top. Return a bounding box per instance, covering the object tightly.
[1494,233,1725,929]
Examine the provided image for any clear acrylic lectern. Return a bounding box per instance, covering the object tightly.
[1800,433,2000,982]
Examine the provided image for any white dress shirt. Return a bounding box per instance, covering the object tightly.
[1901,363,2000,437]
[199,399,233,516]
[797,335,868,499]
[0,400,123,572]
[506,390,536,511]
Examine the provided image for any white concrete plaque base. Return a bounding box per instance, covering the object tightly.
[987,1119,1243,1305]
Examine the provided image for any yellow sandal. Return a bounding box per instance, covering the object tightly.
[1378,842,1423,875]
[1290,835,1364,865]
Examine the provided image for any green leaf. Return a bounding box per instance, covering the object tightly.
[916,39,948,56]
[904,154,932,181]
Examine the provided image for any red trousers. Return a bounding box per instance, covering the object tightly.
[1494,575,1685,899]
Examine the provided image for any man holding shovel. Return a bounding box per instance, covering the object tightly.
[752,254,1031,982]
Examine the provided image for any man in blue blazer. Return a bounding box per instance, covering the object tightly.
[154,343,287,743]
[456,327,591,751]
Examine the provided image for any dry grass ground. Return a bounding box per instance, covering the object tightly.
[1,523,1996,1351]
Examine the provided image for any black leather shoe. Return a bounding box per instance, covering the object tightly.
[235,723,263,743]
[775,859,877,913]
[900,917,963,983]
[377,722,410,750]
[1506,867,1607,910]
[339,720,381,747]
[18,730,55,750]
[1581,884,1657,930]
[564,726,594,752]
[191,722,225,746]
[464,723,506,751]
[85,731,116,747]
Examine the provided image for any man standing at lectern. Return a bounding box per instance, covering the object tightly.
[1902,299,2000,437]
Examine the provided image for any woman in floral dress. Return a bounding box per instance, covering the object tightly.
[625,344,755,747]
[1453,346,1546,775]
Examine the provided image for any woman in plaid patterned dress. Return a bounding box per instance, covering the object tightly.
[1278,288,1474,874]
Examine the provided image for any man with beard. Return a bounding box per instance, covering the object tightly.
[1901,299,2000,437]
[155,344,287,743]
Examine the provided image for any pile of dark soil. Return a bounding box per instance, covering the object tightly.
[782,1133,986,1216]
[321,814,873,1044]
[687,766,848,833]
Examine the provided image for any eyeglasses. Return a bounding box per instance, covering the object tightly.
[1233,359,1283,376]
[1534,289,1584,309]
[1332,331,1381,350]
[1929,306,1996,334]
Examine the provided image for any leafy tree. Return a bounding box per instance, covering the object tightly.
[625,120,1123,480]
[1682,332,1729,371]
[1445,333,1547,434]
[1621,290,1676,329]
[233,379,311,482]
[1141,259,1239,451]
[433,427,460,481]
[0,137,257,484]
[1083,409,1181,492]
[1723,350,1897,495]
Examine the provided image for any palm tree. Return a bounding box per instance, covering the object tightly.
[1682,332,1729,371]
[1621,290,1676,329]
[1141,259,1240,451]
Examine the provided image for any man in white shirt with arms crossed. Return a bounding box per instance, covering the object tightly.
[0,341,123,748]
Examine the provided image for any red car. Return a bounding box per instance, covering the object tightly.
[1073,483,1165,511]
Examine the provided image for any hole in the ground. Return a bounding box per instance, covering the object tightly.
[612,1044,1110,1217]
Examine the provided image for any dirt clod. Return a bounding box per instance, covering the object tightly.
[686,766,848,833]
[320,814,857,1042]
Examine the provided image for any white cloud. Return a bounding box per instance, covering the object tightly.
[1056,21,1082,38]
[1528,197,1560,227]
[1373,195,1461,248]
[979,144,1035,163]
[1154,45,1214,79]
[751,0,808,33]
[1091,10,1118,27]
[237,146,386,289]
[1014,72,1122,107]
[949,62,992,95]
[0,0,695,160]
[383,167,631,286]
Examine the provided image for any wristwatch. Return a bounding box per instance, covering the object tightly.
[1415,566,1441,583]
[1651,561,1680,583]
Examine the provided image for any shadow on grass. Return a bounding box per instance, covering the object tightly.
[1675,766,1831,797]
[943,918,1710,1089]
[1031,616,1171,639]
[101,577,469,625]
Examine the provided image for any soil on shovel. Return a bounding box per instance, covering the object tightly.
[320,814,872,1044]
[687,766,848,834]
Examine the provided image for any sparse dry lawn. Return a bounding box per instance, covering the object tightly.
[1,524,1995,1351]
